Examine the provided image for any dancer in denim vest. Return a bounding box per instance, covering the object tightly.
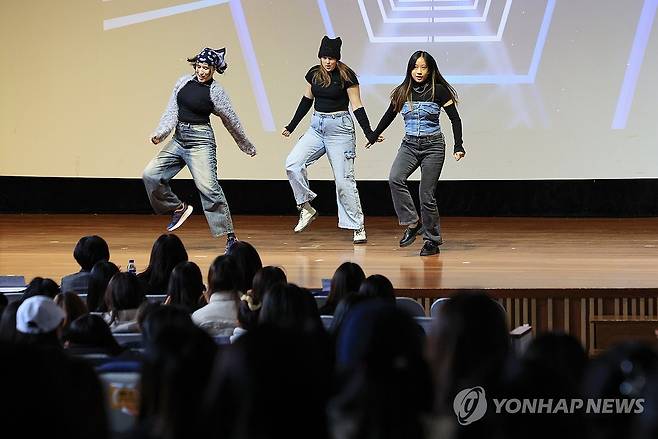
[283,36,382,244]
[143,48,256,252]
[367,51,465,256]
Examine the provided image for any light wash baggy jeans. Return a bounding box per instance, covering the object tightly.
[388,133,446,244]
[142,122,234,237]
[285,111,365,230]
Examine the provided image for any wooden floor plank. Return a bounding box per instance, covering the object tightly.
[1,214,658,290]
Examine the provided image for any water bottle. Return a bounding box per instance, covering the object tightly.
[127,259,137,274]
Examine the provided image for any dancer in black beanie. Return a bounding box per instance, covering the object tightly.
[283,36,382,244]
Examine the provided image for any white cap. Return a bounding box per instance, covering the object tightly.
[16,296,66,334]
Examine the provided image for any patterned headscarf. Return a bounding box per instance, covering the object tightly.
[188,47,227,74]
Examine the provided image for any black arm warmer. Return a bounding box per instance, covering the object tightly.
[353,107,373,139]
[444,104,465,154]
[367,103,397,144]
[285,96,313,133]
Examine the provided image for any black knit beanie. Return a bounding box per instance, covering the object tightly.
[318,35,342,60]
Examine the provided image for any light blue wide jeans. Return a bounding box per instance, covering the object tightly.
[285,112,364,230]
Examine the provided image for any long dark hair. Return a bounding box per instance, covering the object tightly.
[208,255,242,297]
[324,262,365,313]
[225,241,262,293]
[312,61,356,88]
[63,314,123,356]
[22,277,60,300]
[139,234,188,294]
[105,272,146,323]
[87,261,119,312]
[239,266,288,331]
[166,261,205,313]
[391,51,458,112]
[54,292,88,330]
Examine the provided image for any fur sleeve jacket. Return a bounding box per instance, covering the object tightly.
[151,75,256,156]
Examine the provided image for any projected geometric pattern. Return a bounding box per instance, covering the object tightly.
[379,0,495,24]
[612,0,657,129]
[101,0,654,130]
[318,0,555,85]
[102,0,275,132]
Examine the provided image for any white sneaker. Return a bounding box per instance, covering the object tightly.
[294,203,318,233]
[353,227,367,244]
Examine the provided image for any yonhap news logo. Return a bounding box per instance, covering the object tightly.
[453,387,645,425]
[453,387,488,425]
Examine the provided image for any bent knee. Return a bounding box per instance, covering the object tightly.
[285,156,305,174]
[388,173,406,187]
[142,167,157,184]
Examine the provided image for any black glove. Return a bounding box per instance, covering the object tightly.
[285,96,313,133]
[353,107,373,139]
[367,103,397,144]
[444,104,464,154]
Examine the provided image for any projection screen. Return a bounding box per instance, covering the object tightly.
[0,0,656,180]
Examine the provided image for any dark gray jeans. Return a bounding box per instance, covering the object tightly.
[388,133,445,244]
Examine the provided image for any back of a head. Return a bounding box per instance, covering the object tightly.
[54,292,89,328]
[139,322,217,438]
[166,261,205,312]
[141,304,196,347]
[327,262,365,309]
[226,241,263,292]
[330,293,369,336]
[240,266,287,331]
[63,314,122,355]
[630,370,658,439]
[105,272,145,312]
[0,343,109,439]
[208,254,242,294]
[499,333,589,439]
[74,235,110,271]
[357,274,395,304]
[332,300,431,439]
[523,332,588,387]
[336,300,427,376]
[431,291,510,412]
[15,295,66,348]
[22,277,61,300]
[136,301,162,334]
[251,265,287,303]
[143,233,189,293]
[259,283,322,334]
[87,261,119,312]
[200,326,329,438]
[582,342,658,439]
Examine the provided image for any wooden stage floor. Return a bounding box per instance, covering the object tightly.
[1,214,658,292]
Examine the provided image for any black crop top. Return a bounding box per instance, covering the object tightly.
[177,78,214,124]
[305,66,358,112]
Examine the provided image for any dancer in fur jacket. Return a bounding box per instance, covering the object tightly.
[143,47,256,252]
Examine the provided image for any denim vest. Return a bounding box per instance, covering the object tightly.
[401,101,442,137]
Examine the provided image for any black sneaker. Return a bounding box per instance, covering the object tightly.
[399,223,424,247]
[167,203,193,232]
[420,240,440,256]
[225,235,239,254]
